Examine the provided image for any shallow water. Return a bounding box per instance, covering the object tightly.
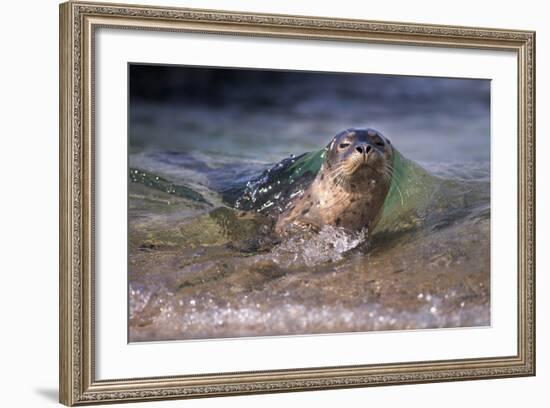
[128,149,490,341]
[128,72,490,342]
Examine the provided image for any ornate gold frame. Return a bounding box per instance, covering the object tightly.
[59,1,536,405]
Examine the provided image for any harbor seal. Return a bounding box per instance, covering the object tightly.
[274,128,394,236]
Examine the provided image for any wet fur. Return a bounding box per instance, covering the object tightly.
[275,128,394,236]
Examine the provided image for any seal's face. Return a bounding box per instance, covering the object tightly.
[325,128,393,191]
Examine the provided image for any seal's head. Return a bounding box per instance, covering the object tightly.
[324,128,393,191]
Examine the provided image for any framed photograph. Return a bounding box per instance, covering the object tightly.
[59,1,535,405]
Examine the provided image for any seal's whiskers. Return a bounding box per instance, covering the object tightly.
[328,163,350,189]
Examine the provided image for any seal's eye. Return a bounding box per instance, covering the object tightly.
[373,137,385,147]
[339,142,351,149]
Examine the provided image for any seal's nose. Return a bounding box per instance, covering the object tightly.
[355,145,372,154]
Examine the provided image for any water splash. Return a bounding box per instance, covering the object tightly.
[272,225,368,267]
[129,284,151,319]
[232,149,326,215]
[131,290,490,342]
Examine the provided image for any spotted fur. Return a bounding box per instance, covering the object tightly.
[275,128,393,236]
